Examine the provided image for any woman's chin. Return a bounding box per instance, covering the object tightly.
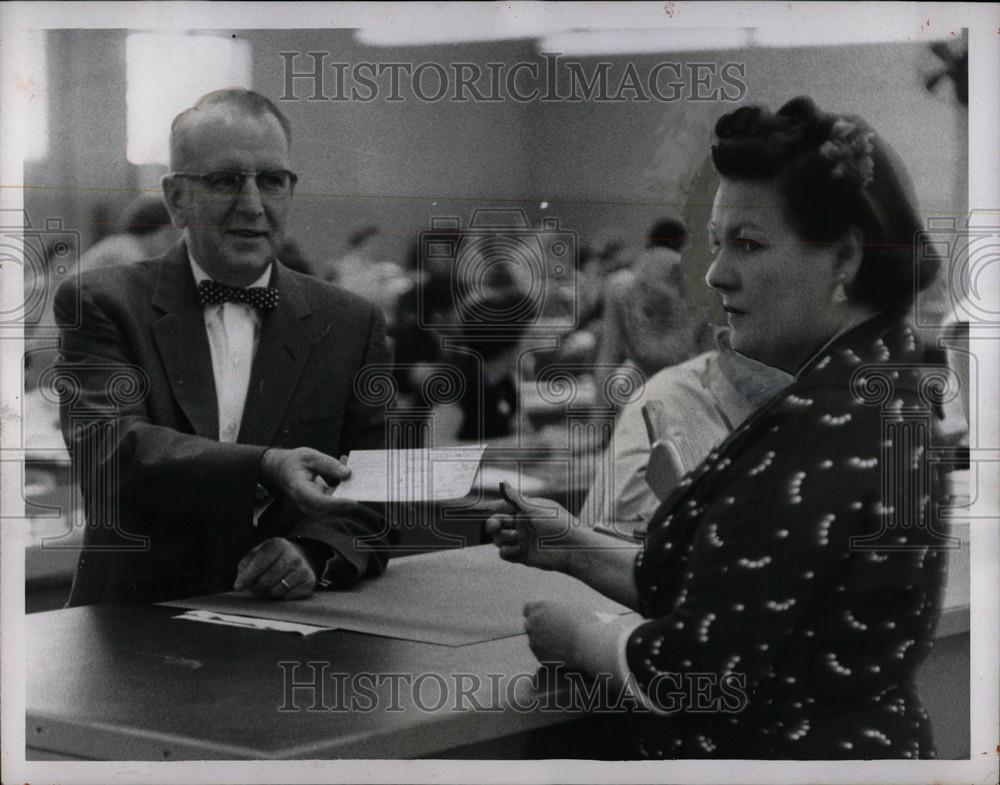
[729,337,782,369]
[730,334,759,359]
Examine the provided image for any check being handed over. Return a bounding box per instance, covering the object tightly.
[331,446,487,503]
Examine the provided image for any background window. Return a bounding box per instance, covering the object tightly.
[126,32,252,166]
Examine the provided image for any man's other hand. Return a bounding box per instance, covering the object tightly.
[259,447,360,517]
[234,537,316,599]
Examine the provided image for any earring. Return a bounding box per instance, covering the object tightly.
[832,278,848,304]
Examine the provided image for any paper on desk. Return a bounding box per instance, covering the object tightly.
[333,446,486,502]
[163,545,631,647]
[172,609,335,636]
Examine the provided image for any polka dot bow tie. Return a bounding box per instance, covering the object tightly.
[197,279,279,312]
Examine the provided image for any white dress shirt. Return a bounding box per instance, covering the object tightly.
[188,255,344,581]
[190,256,273,527]
[189,256,272,443]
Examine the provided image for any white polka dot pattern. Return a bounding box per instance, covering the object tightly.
[197,279,280,312]
[626,314,947,760]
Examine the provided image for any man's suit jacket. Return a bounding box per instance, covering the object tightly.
[53,241,395,605]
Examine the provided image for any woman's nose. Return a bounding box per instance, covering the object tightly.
[705,250,738,292]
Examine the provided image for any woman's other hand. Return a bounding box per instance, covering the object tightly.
[522,600,596,669]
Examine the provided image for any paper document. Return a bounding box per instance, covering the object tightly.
[172,609,334,636]
[163,545,631,647]
[334,446,486,502]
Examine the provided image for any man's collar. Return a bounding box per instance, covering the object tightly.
[151,240,311,322]
[188,252,274,290]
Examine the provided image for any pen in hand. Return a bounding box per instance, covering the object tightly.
[498,480,523,511]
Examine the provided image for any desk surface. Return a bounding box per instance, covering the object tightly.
[27,605,569,760]
[26,547,607,760]
[26,542,971,761]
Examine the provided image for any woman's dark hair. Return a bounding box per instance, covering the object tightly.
[711,96,938,314]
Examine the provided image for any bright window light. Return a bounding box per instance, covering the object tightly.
[126,33,252,166]
[539,29,750,56]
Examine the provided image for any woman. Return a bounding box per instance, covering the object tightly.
[487,96,945,759]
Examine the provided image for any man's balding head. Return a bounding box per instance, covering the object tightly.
[161,88,295,286]
[169,88,292,171]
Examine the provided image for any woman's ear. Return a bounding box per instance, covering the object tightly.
[160,175,188,229]
[833,225,864,286]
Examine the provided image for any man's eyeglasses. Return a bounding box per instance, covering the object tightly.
[171,169,298,199]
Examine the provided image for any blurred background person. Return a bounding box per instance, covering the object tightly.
[320,225,413,330]
[25,194,178,392]
[448,237,536,441]
[580,327,793,531]
[389,238,452,407]
[594,217,699,411]
[76,194,177,274]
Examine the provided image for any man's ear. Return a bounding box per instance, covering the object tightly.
[161,174,187,229]
[833,225,864,286]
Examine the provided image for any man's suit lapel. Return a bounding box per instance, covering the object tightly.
[237,263,313,446]
[151,242,220,439]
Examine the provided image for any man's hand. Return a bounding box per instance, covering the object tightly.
[259,447,361,517]
[234,537,316,599]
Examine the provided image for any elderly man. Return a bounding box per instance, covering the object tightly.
[54,88,394,605]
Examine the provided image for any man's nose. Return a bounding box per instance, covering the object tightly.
[233,174,266,215]
[705,249,738,293]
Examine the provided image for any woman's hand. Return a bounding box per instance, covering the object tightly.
[484,486,582,572]
[522,600,597,671]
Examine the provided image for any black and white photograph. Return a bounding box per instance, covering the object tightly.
[1,2,997,783]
